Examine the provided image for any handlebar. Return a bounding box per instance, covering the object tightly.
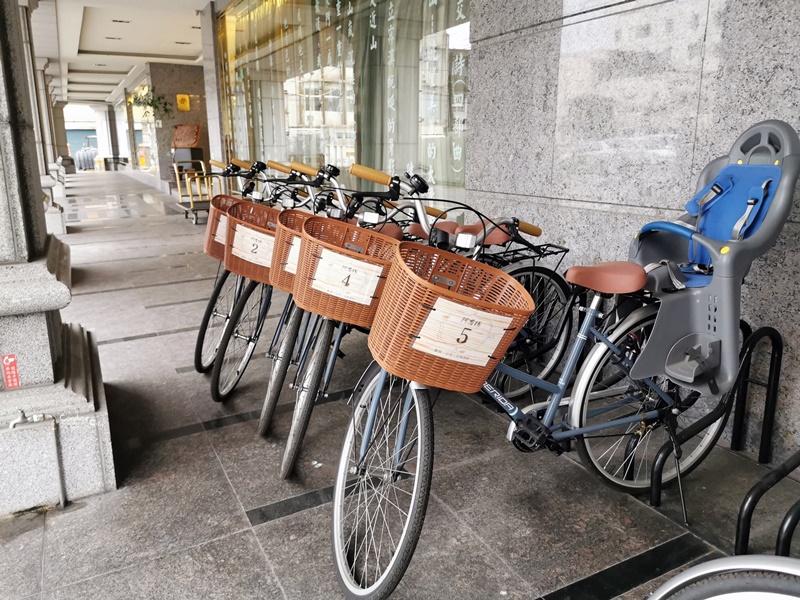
[231,158,251,170]
[517,221,542,237]
[350,164,393,187]
[641,221,695,240]
[208,159,227,170]
[290,161,320,177]
[268,160,292,174]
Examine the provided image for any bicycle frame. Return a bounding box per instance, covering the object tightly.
[359,291,676,466]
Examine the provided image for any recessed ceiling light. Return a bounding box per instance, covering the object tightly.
[192,26,201,30]
[112,19,130,23]
[175,41,191,45]
[105,36,121,40]
[94,63,107,67]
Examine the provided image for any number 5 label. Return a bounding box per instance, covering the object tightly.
[412,297,513,366]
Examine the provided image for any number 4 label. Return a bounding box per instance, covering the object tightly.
[311,248,383,305]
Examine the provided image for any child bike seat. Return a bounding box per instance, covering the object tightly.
[627,120,800,396]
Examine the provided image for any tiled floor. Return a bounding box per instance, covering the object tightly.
[2,171,799,599]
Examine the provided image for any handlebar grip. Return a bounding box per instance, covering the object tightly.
[209,159,227,170]
[349,164,393,187]
[424,206,446,218]
[517,221,543,237]
[290,161,320,177]
[267,160,292,174]
[231,158,251,170]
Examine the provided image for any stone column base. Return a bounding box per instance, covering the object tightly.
[0,323,116,515]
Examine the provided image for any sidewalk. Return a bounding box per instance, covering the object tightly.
[1,171,797,599]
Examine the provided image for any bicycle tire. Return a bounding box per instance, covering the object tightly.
[572,312,728,493]
[257,302,304,436]
[332,362,434,600]
[493,265,572,399]
[209,280,267,402]
[657,570,800,598]
[194,269,237,373]
[279,318,336,479]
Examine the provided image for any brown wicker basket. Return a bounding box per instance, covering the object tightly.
[292,217,399,327]
[269,209,312,293]
[204,195,242,261]
[223,203,282,283]
[368,242,535,393]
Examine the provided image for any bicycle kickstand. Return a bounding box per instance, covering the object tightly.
[666,413,689,527]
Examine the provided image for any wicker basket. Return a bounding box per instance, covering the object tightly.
[269,209,312,293]
[293,217,399,327]
[223,202,282,283]
[204,195,242,261]
[368,242,535,393]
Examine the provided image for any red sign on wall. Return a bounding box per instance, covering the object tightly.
[2,354,20,389]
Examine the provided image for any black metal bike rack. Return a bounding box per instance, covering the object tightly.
[648,324,783,509]
[735,448,800,555]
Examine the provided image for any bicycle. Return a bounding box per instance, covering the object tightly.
[194,159,272,374]
[259,163,572,480]
[211,162,352,402]
[330,120,800,599]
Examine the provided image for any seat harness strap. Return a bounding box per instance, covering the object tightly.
[732,179,772,240]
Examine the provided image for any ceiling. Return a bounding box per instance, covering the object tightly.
[30,0,211,105]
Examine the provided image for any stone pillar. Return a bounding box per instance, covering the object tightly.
[200,1,225,162]
[17,1,45,173]
[35,59,55,165]
[0,0,115,515]
[52,101,69,158]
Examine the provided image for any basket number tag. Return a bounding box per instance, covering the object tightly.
[412,297,513,366]
[214,214,228,245]
[284,236,301,274]
[312,248,383,305]
[232,224,274,267]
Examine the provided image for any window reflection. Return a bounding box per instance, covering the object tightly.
[218,0,469,197]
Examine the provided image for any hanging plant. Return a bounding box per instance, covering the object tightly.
[130,88,174,120]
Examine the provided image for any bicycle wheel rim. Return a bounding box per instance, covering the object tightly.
[497,266,571,399]
[575,314,728,491]
[333,370,430,598]
[198,270,237,371]
[215,282,263,397]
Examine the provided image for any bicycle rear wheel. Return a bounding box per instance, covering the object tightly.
[572,312,729,493]
[332,363,434,600]
[279,317,336,479]
[194,269,238,373]
[258,302,304,436]
[494,265,572,399]
[210,281,272,402]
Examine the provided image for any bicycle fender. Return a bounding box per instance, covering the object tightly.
[567,303,659,430]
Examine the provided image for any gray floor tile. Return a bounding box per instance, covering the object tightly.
[208,401,351,510]
[0,510,44,599]
[41,434,249,589]
[42,530,281,600]
[429,451,685,596]
[652,445,800,555]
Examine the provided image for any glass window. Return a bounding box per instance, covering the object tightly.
[218,0,469,197]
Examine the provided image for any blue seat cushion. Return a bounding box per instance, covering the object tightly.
[684,163,781,266]
[679,267,713,288]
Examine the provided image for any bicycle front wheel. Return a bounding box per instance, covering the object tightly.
[258,302,304,436]
[496,265,572,399]
[332,363,434,600]
[572,312,728,493]
[210,280,270,402]
[194,269,237,373]
[279,317,336,479]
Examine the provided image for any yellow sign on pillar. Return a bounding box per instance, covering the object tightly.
[176,94,191,112]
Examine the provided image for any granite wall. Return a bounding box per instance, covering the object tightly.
[467,0,800,462]
[147,63,212,180]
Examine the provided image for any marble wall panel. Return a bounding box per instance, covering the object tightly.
[550,0,708,208]
[465,29,562,195]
